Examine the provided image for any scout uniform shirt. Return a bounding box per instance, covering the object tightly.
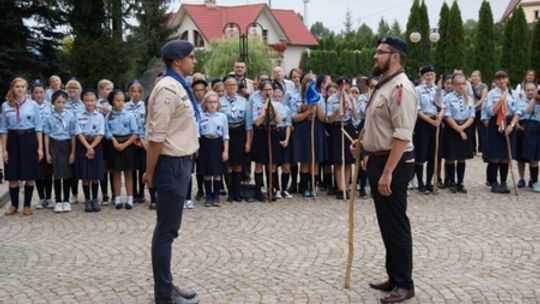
[146,75,199,157]
[323,92,353,122]
[65,99,85,118]
[485,88,522,120]
[104,109,138,139]
[125,100,146,138]
[0,99,43,132]
[219,94,253,130]
[75,110,105,137]
[43,110,76,140]
[362,73,417,153]
[353,93,368,128]
[416,84,441,116]
[199,112,229,139]
[443,92,475,122]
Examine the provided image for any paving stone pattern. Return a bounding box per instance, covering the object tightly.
[1,157,540,303]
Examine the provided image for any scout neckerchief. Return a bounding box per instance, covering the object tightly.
[164,69,201,121]
[53,111,67,130]
[365,68,404,110]
[15,99,27,123]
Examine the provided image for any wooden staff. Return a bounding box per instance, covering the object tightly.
[432,124,440,193]
[505,134,518,196]
[267,99,274,202]
[340,90,347,201]
[311,107,317,197]
[344,131,362,289]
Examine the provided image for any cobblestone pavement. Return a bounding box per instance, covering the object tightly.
[1,157,540,304]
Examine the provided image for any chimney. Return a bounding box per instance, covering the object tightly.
[205,0,216,7]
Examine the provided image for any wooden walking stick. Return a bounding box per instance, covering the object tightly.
[340,88,347,201]
[432,87,443,193]
[505,134,519,196]
[311,107,317,197]
[266,98,274,202]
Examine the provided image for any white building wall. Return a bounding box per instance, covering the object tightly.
[173,15,209,48]
[282,46,306,75]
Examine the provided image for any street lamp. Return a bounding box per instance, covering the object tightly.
[409,28,440,64]
[222,22,265,65]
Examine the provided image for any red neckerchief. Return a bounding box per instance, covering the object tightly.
[16,99,27,123]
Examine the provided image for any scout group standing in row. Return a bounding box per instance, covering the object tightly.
[2,61,540,216]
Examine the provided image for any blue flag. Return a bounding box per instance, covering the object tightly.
[305,80,321,105]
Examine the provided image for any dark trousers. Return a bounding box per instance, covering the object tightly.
[151,156,193,300]
[367,151,415,290]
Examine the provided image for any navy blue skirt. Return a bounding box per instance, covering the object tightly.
[75,139,104,180]
[484,117,517,161]
[442,123,474,160]
[278,127,292,164]
[133,145,146,170]
[5,129,41,181]
[198,136,225,176]
[228,125,247,166]
[292,119,326,163]
[107,137,135,171]
[413,118,437,163]
[252,127,282,165]
[327,122,355,165]
[39,133,52,176]
[515,120,528,162]
[523,120,540,161]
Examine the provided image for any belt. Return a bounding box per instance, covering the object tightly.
[331,120,352,126]
[160,154,194,160]
[369,150,390,157]
[454,120,466,125]
[203,135,221,139]
[229,122,245,129]
[8,128,35,135]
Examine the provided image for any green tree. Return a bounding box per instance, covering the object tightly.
[509,6,530,84]
[473,1,496,80]
[356,23,375,49]
[434,2,450,74]
[377,18,391,37]
[343,9,354,37]
[530,17,540,76]
[205,38,274,79]
[390,19,402,38]
[462,19,477,75]
[500,10,514,72]
[310,21,331,39]
[445,1,465,71]
[405,0,429,73]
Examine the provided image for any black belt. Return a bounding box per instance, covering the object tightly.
[8,128,35,135]
[203,135,221,139]
[161,154,194,160]
[229,122,245,129]
[368,150,414,161]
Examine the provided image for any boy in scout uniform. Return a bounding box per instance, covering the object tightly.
[352,36,417,303]
[143,40,199,304]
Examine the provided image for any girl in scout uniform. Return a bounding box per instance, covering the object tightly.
[191,79,208,205]
[46,75,62,103]
[198,92,229,207]
[522,84,540,191]
[125,80,147,203]
[219,75,253,202]
[1,77,43,216]
[285,68,303,194]
[319,76,335,194]
[31,80,54,209]
[251,80,283,201]
[484,70,522,194]
[96,79,113,204]
[104,90,138,209]
[470,70,488,155]
[291,73,326,198]
[272,86,293,199]
[44,91,77,213]
[515,69,538,98]
[352,84,370,198]
[414,66,443,194]
[75,89,105,212]
[442,74,475,193]
[519,81,540,190]
[436,73,454,189]
[211,79,226,98]
[323,78,356,200]
[65,79,85,204]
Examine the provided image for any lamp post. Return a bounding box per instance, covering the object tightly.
[223,22,265,65]
[409,28,440,64]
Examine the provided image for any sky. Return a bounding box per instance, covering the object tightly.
[171,0,509,33]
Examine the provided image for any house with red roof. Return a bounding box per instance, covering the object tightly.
[166,0,318,74]
[501,0,540,24]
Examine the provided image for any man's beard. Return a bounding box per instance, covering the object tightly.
[371,57,391,76]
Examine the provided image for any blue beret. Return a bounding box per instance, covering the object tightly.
[378,36,409,55]
[161,39,194,60]
[419,65,436,75]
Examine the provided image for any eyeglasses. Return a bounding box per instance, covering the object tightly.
[375,49,395,55]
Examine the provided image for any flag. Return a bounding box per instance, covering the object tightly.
[305,80,321,105]
[496,92,508,132]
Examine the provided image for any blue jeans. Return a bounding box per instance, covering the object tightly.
[152,156,193,300]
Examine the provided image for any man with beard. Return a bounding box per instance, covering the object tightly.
[351,36,417,303]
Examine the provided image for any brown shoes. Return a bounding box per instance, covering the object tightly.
[369,280,395,292]
[23,207,32,216]
[4,206,17,216]
[380,287,415,303]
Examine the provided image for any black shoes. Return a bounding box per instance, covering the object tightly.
[194,190,204,201]
[85,200,93,213]
[172,285,197,300]
[456,183,467,193]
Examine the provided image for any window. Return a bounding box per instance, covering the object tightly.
[180,30,188,40]
[194,30,205,47]
[535,10,540,20]
[262,29,268,43]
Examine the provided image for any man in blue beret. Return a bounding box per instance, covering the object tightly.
[351,36,417,303]
[144,39,200,304]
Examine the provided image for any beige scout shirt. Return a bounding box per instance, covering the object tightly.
[362,72,418,153]
[146,76,199,157]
